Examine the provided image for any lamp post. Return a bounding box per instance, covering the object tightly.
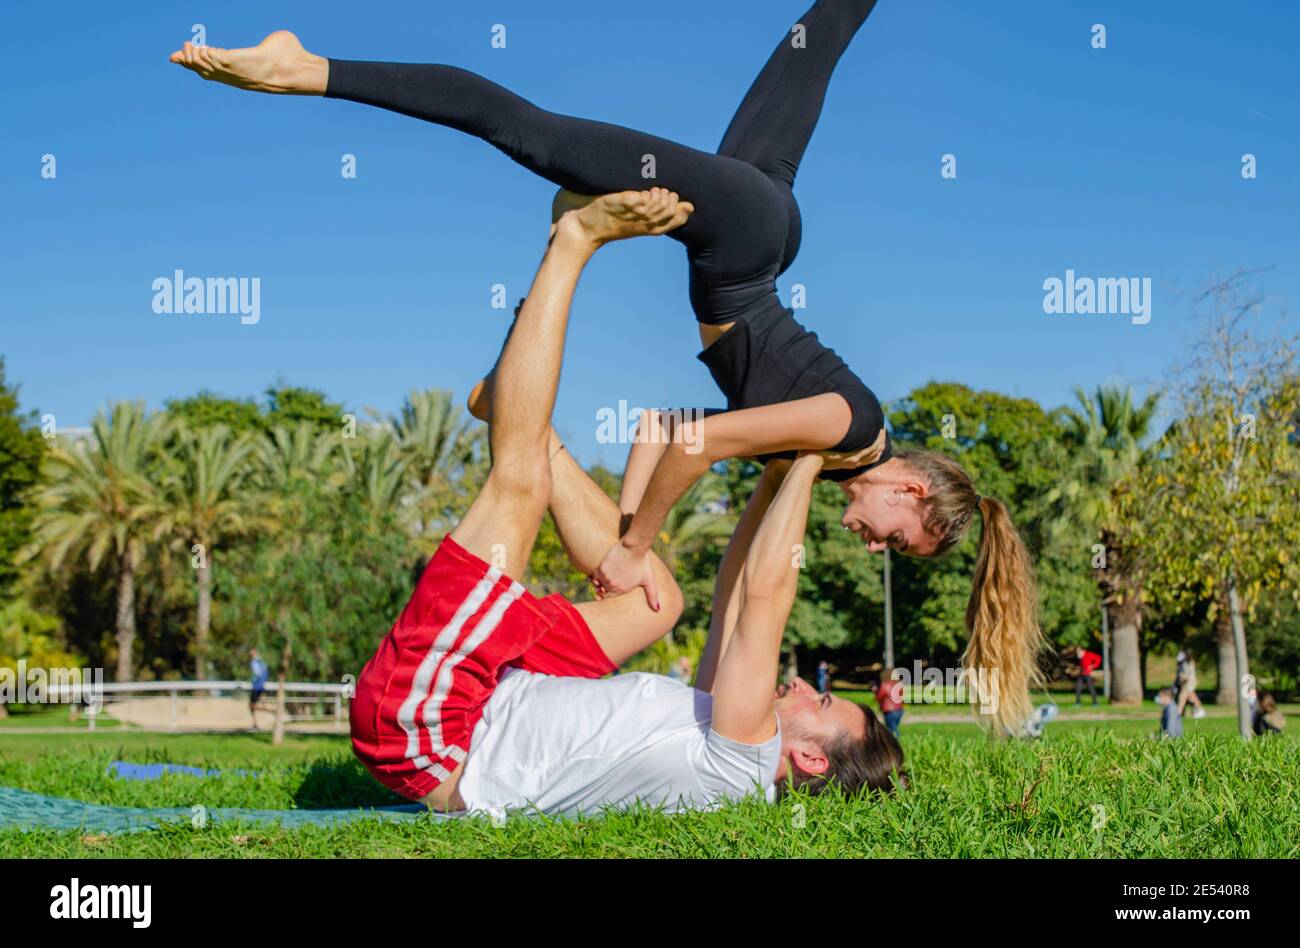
[883,548,894,673]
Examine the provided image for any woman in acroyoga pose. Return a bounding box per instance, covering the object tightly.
[170,0,1044,736]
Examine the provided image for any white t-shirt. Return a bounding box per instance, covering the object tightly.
[456,667,783,818]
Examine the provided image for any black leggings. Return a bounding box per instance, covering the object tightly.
[324,0,879,325]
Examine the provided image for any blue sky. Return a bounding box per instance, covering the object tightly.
[3,0,1297,468]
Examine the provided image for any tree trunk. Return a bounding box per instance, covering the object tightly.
[115,552,136,682]
[195,552,212,680]
[785,645,799,684]
[1227,574,1253,740]
[1213,605,1236,706]
[271,638,290,746]
[1108,598,1143,704]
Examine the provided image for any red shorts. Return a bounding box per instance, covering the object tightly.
[350,535,617,802]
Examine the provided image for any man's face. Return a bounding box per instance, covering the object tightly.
[773,676,867,776]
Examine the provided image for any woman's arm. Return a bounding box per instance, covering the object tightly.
[593,393,851,608]
[617,408,719,523]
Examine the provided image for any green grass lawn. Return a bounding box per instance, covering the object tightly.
[1,714,1295,858]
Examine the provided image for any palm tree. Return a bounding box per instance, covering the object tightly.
[380,389,484,543]
[153,423,260,679]
[1031,385,1161,703]
[27,403,171,681]
[255,422,344,492]
[654,471,737,576]
[339,429,409,525]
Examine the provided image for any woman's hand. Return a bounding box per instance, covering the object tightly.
[552,187,694,247]
[593,541,662,612]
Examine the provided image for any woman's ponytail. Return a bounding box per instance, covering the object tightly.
[894,450,1047,736]
[962,496,1046,736]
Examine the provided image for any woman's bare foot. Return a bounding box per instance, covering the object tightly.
[168,30,328,95]
[557,188,694,246]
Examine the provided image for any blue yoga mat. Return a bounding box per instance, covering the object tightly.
[106,761,258,781]
[0,786,451,834]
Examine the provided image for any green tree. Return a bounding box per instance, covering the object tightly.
[165,391,264,433]
[652,470,735,575]
[153,423,261,678]
[887,382,1092,679]
[27,403,171,680]
[380,389,484,549]
[255,422,345,493]
[0,358,45,599]
[264,383,346,431]
[1030,384,1162,703]
[0,598,82,717]
[219,484,415,744]
[1125,271,1300,735]
[341,430,410,527]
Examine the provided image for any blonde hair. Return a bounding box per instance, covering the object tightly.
[894,449,1047,736]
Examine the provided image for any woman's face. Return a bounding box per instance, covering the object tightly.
[840,479,941,557]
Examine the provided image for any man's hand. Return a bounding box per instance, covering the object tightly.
[553,187,694,248]
[815,445,875,471]
[592,541,661,612]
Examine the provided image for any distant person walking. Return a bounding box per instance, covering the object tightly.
[1156,688,1182,738]
[1175,650,1206,719]
[816,660,830,695]
[875,672,905,737]
[1074,646,1101,706]
[249,649,269,730]
[667,655,694,685]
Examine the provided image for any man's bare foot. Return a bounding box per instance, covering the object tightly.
[168,30,328,95]
[556,188,694,246]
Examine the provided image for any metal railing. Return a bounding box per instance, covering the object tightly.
[45,680,351,732]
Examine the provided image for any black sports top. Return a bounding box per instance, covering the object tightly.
[696,295,892,482]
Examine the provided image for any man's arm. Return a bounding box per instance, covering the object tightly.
[709,454,823,745]
[694,460,787,694]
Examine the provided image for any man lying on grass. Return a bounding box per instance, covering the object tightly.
[351,189,905,818]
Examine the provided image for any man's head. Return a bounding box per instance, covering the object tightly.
[772,676,906,797]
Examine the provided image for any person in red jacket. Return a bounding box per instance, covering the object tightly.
[875,672,906,737]
[1074,646,1102,706]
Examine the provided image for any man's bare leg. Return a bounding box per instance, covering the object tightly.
[470,375,684,664]
[452,190,693,579]
[449,229,590,578]
[169,31,328,95]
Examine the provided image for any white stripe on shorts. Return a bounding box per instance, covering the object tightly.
[396,566,503,762]
[416,579,525,779]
